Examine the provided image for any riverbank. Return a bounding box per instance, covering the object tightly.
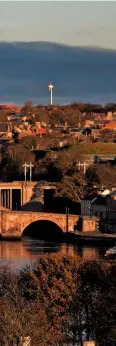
[1,229,116,245]
[75,230,116,245]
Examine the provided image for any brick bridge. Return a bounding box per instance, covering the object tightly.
[0,211,78,239]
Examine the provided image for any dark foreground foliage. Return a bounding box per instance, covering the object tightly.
[0,256,116,346]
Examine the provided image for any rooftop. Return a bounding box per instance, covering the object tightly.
[82,189,110,201]
[109,190,116,197]
[92,195,107,206]
[82,191,99,201]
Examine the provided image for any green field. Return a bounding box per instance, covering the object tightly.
[68,142,116,157]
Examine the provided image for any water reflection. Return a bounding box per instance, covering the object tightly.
[0,237,108,269]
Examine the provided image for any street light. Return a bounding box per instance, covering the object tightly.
[66,206,69,233]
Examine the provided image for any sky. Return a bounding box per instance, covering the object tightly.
[0,1,116,49]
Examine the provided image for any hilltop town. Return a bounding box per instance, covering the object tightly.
[0,101,116,227]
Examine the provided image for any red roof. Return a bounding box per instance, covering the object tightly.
[36,128,47,134]
[0,104,21,112]
[103,122,116,130]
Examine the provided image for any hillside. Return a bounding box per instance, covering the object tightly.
[68,142,116,157]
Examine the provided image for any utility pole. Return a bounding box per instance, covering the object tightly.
[23,162,34,182]
[79,115,81,128]
[77,161,88,175]
[78,161,81,171]
[29,162,34,181]
[23,162,29,182]
[83,161,87,175]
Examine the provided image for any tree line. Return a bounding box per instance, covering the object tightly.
[0,138,116,205]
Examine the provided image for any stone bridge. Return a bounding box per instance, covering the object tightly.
[0,211,78,239]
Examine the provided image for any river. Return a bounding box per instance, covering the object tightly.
[0,238,108,269]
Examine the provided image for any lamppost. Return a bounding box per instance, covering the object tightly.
[89,203,92,217]
[66,206,69,233]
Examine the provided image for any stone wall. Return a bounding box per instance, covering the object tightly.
[0,181,37,208]
[79,216,99,233]
[0,211,78,239]
[0,181,57,209]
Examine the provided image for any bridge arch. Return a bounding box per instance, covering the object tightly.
[0,211,78,239]
[22,219,64,241]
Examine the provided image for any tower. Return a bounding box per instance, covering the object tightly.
[48,82,54,105]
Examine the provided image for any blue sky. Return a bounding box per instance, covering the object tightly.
[0,1,116,49]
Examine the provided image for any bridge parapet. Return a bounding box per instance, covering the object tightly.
[0,211,78,239]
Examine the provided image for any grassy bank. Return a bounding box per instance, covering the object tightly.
[68,142,116,157]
